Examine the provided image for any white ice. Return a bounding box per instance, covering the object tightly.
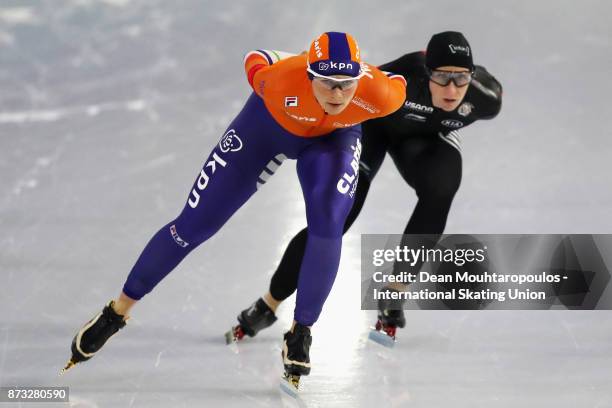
[1,1,611,407]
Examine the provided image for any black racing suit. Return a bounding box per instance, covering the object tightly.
[269,51,503,301]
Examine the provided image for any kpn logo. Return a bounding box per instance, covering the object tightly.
[318,61,354,71]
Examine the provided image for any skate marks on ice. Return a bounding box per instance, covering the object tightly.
[64,395,101,408]
[223,324,283,354]
[223,336,281,355]
[221,333,303,405]
[220,330,309,406]
[0,99,148,125]
[221,331,308,406]
[220,325,309,405]
[367,323,454,349]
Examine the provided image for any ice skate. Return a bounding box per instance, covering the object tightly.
[61,301,127,374]
[369,292,406,348]
[224,298,277,344]
[280,323,311,395]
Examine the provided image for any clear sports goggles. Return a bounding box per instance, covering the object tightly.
[428,68,473,87]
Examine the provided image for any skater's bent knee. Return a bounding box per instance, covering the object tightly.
[416,179,460,202]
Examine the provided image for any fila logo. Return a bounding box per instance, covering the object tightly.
[285,96,298,107]
[219,129,243,153]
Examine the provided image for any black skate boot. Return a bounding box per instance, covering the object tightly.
[224,298,277,344]
[61,301,127,374]
[369,289,406,348]
[280,323,311,394]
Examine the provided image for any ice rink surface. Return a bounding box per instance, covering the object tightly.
[1,1,612,407]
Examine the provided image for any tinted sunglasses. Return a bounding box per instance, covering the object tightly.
[428,69,473,87]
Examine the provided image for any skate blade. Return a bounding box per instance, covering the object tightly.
[224,325,246,346]
[368,329,396,348]
[224,327,242,354]
[224,329,236,345]
[59,360,76,376]
[279,374,300,397]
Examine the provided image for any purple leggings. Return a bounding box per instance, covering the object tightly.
[122,93,361,326]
